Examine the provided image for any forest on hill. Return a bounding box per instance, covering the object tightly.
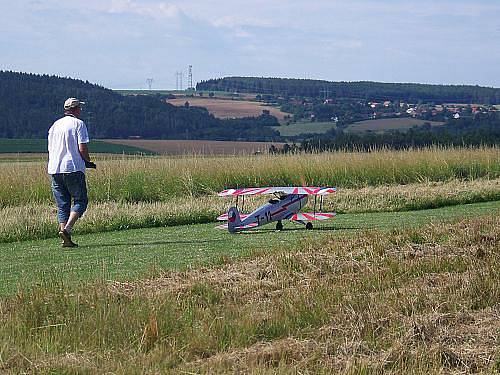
[0,71,279,141]
[197,77,500,104]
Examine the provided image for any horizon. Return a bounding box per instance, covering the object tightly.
[3,70,500,91]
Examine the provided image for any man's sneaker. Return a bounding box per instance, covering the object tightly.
[59,229,78,248]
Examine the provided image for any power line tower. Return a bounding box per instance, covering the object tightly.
[188,65,193,90]
[175,71,183,90]
[320,87,330,100]
[146,78,154,90]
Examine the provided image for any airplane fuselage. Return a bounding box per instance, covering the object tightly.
[241,194,308,227]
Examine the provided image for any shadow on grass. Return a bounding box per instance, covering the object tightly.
[78,239,227,249]
[234,224,365,234]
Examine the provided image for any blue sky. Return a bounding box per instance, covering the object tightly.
[1,0,499,89]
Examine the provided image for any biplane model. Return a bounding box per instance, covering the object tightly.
[216,187,336,233]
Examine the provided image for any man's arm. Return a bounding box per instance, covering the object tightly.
[79,143,90,162]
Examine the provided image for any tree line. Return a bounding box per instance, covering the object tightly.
[197,77,500,104]
[0,71,279,141]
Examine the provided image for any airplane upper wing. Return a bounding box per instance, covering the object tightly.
[218,187,336,197]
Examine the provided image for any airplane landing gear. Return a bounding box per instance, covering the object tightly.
[306,222,313,230]
[276,221,283,231]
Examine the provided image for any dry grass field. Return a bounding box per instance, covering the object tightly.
[166,97,288,121]
[347,118,445,132]
[102,139,284,155]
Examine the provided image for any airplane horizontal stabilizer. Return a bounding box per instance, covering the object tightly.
[289,212,336,221]
[215,222,258,230]
[217,213,250,221]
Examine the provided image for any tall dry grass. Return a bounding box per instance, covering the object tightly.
[0,147,498,207]
[0,215,498,373]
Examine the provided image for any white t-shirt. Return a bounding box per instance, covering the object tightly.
[47,115,90,174]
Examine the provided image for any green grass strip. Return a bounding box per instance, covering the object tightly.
[0,200,497,296]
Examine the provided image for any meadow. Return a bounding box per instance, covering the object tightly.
[0,146,499,373]
[273,120,337,136]
[346,118,445,133]
[1,147,498,207]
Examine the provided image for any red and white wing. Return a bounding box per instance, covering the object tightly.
[289,212,336,221]
[218,187,336,196]
[218,187,274,196]
[217,213,250,221]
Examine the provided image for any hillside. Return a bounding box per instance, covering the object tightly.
[198,77,500,104]
[0,72,279,141]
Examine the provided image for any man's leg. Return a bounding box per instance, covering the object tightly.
[64,211,80,233]
[64,172,88,244]
[51,174,72,245]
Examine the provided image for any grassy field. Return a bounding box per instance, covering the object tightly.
[273,121,337,136]
[166,97,288,121]
[0,139,155,155]
[346,118,445,133]
[102,139,284,155]
[0,147,499,373]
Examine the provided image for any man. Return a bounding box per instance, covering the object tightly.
[47,98,95,247]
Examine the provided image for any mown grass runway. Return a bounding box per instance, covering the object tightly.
[1,200,498,296]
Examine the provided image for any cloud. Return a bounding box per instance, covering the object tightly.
[107,0,183,20]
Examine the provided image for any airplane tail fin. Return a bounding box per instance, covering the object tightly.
[227,206,242,233]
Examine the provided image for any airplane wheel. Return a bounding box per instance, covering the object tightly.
[306,222,313,230]
[276,221,283,231]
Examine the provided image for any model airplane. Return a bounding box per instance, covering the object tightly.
[216,187,336,233]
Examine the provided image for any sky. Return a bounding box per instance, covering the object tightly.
[1,0,499,89]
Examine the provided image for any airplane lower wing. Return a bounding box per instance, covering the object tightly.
[289,212,336,221]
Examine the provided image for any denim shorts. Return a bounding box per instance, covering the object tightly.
[51,172,88,223]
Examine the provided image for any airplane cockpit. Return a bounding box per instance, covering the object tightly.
[269,193,289,204]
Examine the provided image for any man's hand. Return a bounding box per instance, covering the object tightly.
[85,160,97,169]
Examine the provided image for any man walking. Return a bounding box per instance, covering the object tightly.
[48,98,95,247]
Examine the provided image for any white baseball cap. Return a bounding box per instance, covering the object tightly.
[64,97,85,110]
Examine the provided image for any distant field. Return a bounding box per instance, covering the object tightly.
[103,139,284,155]
[166,97,288,121]
[0,139,155,155]
[273,121,336,137]
[346,118,445,132]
